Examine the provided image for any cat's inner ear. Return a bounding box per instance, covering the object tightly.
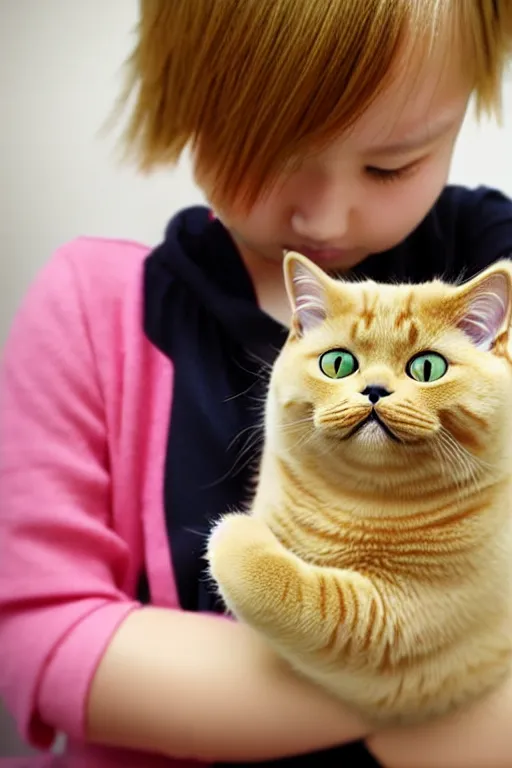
[457,264,512,351]
[284,253,329,336]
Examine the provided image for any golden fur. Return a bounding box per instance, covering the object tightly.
[207,253,512,725]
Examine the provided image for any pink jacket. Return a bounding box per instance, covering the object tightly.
[0,238,193,766]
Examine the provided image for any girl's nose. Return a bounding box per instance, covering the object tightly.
[291,179,353,246]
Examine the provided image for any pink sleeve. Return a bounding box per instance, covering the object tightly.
[0,247,141,749]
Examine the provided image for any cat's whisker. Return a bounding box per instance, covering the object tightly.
[318,399,359,418]
[212,449,260,485]
[224,375,268,403]
[244,350,276,376]
[224,352,273,404]
[232,429,264,466]
[435,433,471,482]
[432,439,466,493]
[248,347,278,363]
[248,393,270,406]
[434,428,487,490]
[282,425,319,454]
[238,349,274,375]
[439,426,491,475]
[286,435,314,454]
[294,421,337,456]
[204,422,265,488]
[227,421,265,451]
[278,416,315,432]
[184,526,210,540]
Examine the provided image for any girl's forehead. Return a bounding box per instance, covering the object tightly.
[342,48,471,152]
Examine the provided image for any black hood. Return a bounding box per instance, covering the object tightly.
[144,206,286,356]
[142,206,288,620]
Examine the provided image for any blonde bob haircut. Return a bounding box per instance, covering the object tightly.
[120,0,512,208]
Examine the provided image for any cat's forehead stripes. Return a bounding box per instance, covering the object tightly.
[359,289,378,330]
[394,291,415,329]
[346,286,422,357]
[393,291,420,347]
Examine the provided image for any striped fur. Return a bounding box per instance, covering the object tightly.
[208,256,512,725]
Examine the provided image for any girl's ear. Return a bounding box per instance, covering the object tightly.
[283,252,331,337]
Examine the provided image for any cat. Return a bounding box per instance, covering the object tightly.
[207,252,512,726]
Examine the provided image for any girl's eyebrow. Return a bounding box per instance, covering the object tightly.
[368,115,459,157]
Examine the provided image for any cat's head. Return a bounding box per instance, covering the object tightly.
[268,253,512,475]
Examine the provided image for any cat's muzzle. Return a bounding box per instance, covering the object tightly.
[345,409,401,443]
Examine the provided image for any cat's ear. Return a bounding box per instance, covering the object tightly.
[283,252,330,336]
[456,261,512,351]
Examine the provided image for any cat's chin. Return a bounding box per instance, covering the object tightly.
[345,411,400,444]
[347,419,399,449]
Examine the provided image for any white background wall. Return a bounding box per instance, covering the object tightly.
[0,0,207,351]
[0,0,512,757]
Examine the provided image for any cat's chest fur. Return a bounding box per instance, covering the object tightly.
[256,468,512,583]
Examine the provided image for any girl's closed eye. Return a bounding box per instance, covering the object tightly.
[365,160,422,184]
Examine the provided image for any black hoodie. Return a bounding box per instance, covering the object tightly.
[142,185,512,767]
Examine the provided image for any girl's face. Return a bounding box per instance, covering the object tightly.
[210,54,472,273]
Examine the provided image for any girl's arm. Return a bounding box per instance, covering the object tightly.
[366,672,512,768]
[0,242,367,761]
[88,607,367,761]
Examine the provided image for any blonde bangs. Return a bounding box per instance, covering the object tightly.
[121,1,512,207]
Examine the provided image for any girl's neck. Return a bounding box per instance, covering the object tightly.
[236,240,291,328]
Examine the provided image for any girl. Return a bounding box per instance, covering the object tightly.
[1,1,512,766]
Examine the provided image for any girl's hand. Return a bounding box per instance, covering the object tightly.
[366,670,512,768]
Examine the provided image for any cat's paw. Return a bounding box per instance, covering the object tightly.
[208,512,274,557]
[207,513,277,591]
[207,513,301,629]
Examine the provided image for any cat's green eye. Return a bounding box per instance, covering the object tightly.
[407,352,448,383]
[319,349,358,379]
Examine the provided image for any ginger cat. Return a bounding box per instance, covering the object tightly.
[207,253,512,725]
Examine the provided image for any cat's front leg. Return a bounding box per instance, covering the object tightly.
[207,513,387,666]
[207,512,308,632]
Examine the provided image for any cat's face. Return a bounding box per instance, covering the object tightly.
[269,254,512,471]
